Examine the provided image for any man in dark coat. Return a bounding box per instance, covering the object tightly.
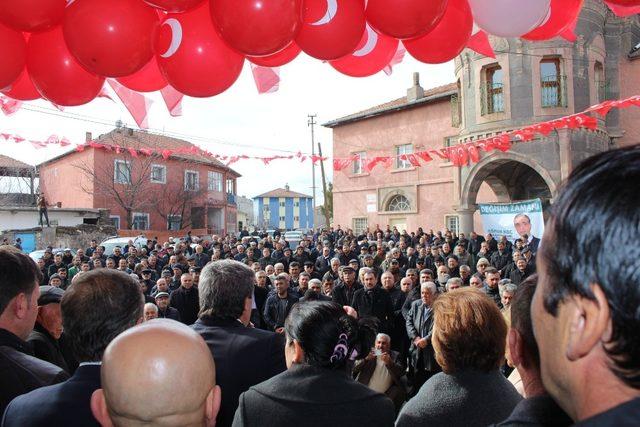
[27,286,69,372]
[351,269,393,332]
[192,260,286,427]
[155,292,181,321]
[406,281,440,395]
[491,241,512,274]
[169,273,200,325]
[263,275,299,333]
[2,269,144,427]
[332,266,362,307]
[0,248,68,415]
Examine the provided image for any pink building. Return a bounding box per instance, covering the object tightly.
[325,1,640,235]
[38,126,241,234]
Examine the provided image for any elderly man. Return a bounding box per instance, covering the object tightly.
[192,260,286,427]
[27,286,68,372]
[531,147,640,424]
[354,333,407,413]
[143,303,158,322]
[445,277,462,292]
[500,283,518,310]
[264,274,299,333]
[91,320,221,427]
[154,292,181,322]
[3,269,144,426]
[352,269,393,328]
[169,273,199,325]
[406,281,440,395]
[332,265,362,307]
[299,279,331,302]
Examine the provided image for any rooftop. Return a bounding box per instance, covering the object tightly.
[254,187,313,199]
[322,82,457,128]
[38,127,241,177]
[0,154,33,171]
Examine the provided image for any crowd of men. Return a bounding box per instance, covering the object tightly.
[0,145,639,426]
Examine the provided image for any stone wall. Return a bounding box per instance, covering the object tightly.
[1,224,118,252]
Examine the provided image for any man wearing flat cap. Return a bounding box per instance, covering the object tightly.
[27,286,69,373]
[332,265,363,307]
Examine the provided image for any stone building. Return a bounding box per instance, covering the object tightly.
[325,0,640,235]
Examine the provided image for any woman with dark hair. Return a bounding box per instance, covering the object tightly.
[396,287,522,427]
[232,301,395,427]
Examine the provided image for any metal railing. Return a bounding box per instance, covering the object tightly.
[226,193,236,205]
[541,75,567,108]
[450,94,461,127]
[480,82,504,115]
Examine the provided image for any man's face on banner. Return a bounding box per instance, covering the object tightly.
[514,214,532,238]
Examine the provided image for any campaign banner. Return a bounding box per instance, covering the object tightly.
[478,199,545,244]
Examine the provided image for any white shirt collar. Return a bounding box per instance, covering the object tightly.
[79,361,102,367]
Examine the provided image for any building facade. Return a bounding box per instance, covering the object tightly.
[325,0,640,235]
[236,195,255,230]
[38,126,241,235]
[254,185,314,231]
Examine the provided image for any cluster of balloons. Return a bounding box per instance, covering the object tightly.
[0,0,633,107]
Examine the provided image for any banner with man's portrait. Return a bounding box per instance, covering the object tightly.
[478,199,545,253]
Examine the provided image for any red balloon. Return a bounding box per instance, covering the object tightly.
[117,57,168,92]
[0,24,26,91]
[522,0,583,40]
[144,0,205,12]
[210,0,303,57]
[329,25,398,77]
[156,3,244,97]
[27,27,105,106]
[295,0,366,60]
[248,42,301,67]
[404,0,472,64]
[1,67,39,101]
[0,0,64,32]
[63,0,159,77]
[366,0,448,39]
[605,0,640,4]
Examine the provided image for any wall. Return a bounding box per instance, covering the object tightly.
[1,224,117,252]
[0,207,101,231]
[39,149,96,209]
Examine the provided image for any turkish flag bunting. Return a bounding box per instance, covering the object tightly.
[128,148,139,158]
[0,95,22,116]
[160,85,184,117]
[333,158,354,171]
[416,151,433,163]
[384,44,407,76]
[251,64,280,94]
[466,30,495,59]
[107,80,153,129]
[161,149,173,160]
[467,144,480,163]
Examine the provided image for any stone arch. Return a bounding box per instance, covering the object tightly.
[380,189,412,212]
[460,151,558,210]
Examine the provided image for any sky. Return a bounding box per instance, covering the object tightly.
[0,53,454,203]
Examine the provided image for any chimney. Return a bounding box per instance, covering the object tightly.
[285,183,290,191]
[85,132,92,142]
[407,72,425,102]
[115,119,124,129]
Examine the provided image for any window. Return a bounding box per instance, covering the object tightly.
[294,201,300,207]
[132,213,149,230]
[167,215,181,231]
[208,171,223,192]
[387,194,411,212]
[541,58,565,107]
[279,216,285,221]
[110,215,120,230]
[184,170,199,191]
[482,65,504,115]
[352,151,366,174]
[445,215,460,235]
[395,144,413,169]
[279,201,285,207]
[294,216,300,221]
[353,217,368,235]
[226,178,235,194]
[150,164,166,184]
[594,61,605,102]
[114,160,131,184]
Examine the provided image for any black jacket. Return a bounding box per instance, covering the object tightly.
[332,281,363,307]
[263,293,299,331]
[491,251,511,273]
[192,316,286,427]
[350,287,393,331]
[0,329,69,415]
[2,364,101,427]
[157,306,181,321]
[314,256,332,275]
[494,394,572,427]
[27,323,69,373]
[169,286,200,325]
[232,364,395,427]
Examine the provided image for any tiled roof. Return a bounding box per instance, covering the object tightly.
[254,188,312,199]
[39,128,241,177]
[0,154,32,170]
[323,82,457,128]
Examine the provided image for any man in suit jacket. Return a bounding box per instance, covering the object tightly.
[354,333,407,412]
[192,260,286,427]
[351,269,393,332]
[332,266,362,307]
[2,269,144,427]
[405,281,440,395]
[27,286,69,372]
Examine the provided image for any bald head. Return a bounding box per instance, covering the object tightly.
[91,319,220,427]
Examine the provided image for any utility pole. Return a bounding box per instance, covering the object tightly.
[318,142,331,229]
[307,114,317,228]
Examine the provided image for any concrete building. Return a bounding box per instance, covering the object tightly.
[236,195,255,230]
[38,126,241,235]
[254,185,314,231]
[325,0,640,235]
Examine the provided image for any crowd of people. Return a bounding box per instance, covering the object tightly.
[0,145,639,426]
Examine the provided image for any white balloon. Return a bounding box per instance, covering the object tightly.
[469,0,551,38]
[353,25,377,57]
[311,0,338,26]
[159,18,183,59]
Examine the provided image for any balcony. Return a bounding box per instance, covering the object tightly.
[541,75,568,108]
[226,193,236,205]
[480,82,504,115]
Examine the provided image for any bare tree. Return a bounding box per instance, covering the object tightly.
[152,177,206,230]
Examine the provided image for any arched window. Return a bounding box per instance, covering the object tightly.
[387,195,411,212]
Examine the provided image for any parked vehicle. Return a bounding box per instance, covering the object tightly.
[99,236,147,256]
[29,248,76,262]
[284,230,304,249]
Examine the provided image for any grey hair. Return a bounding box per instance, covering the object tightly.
[199,260,254,320]
[446,277,463,291]
[500,283,518,298]
[360,267,374,276]
[144,302,158,313]
[330,257,341,265]
[376,333,391,343]
[420,281,438,294]
[459,265,471,273]
[274,263,285,269]
[309,279,322,287]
